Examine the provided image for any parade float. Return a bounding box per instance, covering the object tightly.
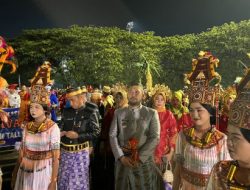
[0,36,20,188]
[0,36,20,147]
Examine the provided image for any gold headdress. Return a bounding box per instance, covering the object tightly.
[221,86,237,105]
[112,83,128,98]
[151,84,172,102]
[30,62,52,106]
[186,51,221,106]
[90,89,102,104]
[66,87,84,99]
[111,83,128,107]
[81,86,87,93]
[103,86,111,94]
[30,85,50,106]
[102,85,114,107]
[229,69,250,130]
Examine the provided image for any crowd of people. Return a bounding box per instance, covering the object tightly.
[0,50,249,190]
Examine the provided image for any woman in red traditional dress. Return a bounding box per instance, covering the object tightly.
[218,86,236,134]
[151,85,177,189]
[152,85,177,164]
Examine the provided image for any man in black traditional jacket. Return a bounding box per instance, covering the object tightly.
[58,86,100,190]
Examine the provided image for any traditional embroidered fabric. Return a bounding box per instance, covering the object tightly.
[183,127,224,149]
[14,122,60,190]
[175,129,231,189]
[207,161,250,189]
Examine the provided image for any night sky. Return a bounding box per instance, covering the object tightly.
[2,0,250,38]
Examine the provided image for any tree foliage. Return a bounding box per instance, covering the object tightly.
[5,20,250,89]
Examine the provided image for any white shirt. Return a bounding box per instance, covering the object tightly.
[8,92,21,108]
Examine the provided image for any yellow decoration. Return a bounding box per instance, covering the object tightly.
[103,86,111,93]
[0,37,17,74]
[112,83,128,97]
[103,95,114,108]
[204,132,212,143]
[191,140,203,148]
[173,90,183,102]
[0,77,8,89]
[221,86,237,104]
[187,127,214,148]
[188,127,195,137]
[145,63,153,93]
[30,61,54,86]
[187,51,221,84]
[66,88,83,98]
[226,164,237,182]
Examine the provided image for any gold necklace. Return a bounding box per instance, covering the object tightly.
[187,127,213,148]
[27,118,47,134]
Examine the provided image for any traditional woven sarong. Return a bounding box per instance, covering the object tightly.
[115,160,164,190]
[58,149,90,190]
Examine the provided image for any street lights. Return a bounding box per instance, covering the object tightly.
[60,59,69,87]
[126,21,134,33]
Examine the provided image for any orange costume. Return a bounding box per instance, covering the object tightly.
[0,36,16,74]
[18,86,30,125]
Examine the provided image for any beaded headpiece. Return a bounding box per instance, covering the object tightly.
[30,62,52,106]
[186,51,221,107]
[229,69,250,130]
[30,85,50,106]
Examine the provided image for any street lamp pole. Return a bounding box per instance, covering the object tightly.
[126,21,134,33]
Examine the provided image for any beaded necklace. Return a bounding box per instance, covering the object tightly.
[27,118,47,134]
[186,126,213,148]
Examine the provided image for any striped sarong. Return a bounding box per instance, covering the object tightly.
[58,149,90,190]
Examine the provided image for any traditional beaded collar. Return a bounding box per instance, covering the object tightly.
[27,119,55,134]
[184,126,223,149]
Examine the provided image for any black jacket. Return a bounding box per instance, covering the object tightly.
[61,102,100,145]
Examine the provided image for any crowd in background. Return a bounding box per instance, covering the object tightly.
[0,52,250,190]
